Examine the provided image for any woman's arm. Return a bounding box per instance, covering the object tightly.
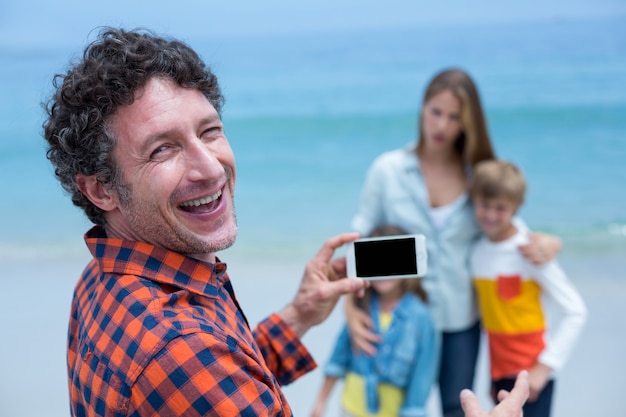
[518,232,562,265]
[344,294,380,355]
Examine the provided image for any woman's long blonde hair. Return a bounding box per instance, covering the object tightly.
[416,68,496,168]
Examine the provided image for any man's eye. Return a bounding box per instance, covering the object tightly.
[203,126,222,138]
[150,145,169,158]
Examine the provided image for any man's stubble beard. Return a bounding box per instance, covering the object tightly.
[113,180,238,256]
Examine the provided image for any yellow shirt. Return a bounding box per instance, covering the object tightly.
[341,311,404,417]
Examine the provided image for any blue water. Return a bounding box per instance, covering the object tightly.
[1,16,625,262]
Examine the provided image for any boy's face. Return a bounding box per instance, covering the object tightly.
[473,196,519,242]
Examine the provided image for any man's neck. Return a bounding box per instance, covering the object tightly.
[102,224,218,264]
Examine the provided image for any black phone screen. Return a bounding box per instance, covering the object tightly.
[354,237,418,277]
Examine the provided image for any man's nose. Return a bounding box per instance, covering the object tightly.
[185,138,224,181]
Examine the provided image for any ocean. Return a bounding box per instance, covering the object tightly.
[1,16,625,264]
[0,16,625,417]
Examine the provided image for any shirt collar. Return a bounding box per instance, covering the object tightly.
[401,142,472,178]
[401,143,420,172]
[84,226,226,299]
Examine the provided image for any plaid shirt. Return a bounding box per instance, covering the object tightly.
[67,226,316,416]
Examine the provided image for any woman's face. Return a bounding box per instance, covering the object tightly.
[421,89,464,152]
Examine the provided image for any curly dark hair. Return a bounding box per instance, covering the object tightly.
[43,27,224,226]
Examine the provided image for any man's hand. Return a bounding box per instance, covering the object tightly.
[280,233,367,338]
[460,370,529,417]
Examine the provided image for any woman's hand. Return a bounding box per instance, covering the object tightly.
[518,232,562,265]
[345,294,380,356]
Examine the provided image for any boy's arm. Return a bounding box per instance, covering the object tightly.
[526,362,552,402]
[310,376,339,417]
[533,261,587,372]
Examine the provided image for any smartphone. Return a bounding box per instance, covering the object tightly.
[346,234,428,280]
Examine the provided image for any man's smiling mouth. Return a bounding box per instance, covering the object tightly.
[179,189,222,210]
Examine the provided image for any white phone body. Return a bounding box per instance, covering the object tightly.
[346,234,428,280]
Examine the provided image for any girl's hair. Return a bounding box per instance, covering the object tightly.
[354,225,428,312]
[416,68,496,168]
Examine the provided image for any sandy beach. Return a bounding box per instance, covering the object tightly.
[0,245,623,417]
[235,253,626,417]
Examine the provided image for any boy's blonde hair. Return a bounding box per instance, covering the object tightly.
[469,160,526,207]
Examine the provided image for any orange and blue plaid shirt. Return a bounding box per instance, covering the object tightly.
[67,226,316,416]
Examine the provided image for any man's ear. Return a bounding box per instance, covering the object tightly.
[76,174,118,212]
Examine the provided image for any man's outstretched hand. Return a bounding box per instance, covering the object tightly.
[280,232,367,338]
[460,371,529,417]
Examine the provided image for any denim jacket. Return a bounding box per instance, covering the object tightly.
[324,292,439,417]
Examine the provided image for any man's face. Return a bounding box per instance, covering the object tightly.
[473,196,518,242]
[105,77,237,262]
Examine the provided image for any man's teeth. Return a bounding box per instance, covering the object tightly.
[180,190,222,207]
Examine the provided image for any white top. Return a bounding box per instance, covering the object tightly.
[429,202,456,230]
[351,146,481,330]
[471,228,588,373]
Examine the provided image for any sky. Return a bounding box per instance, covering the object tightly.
[1,0,625,47]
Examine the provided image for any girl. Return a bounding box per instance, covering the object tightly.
[311,225,438,417]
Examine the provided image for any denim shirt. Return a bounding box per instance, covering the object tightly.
[324,293,439,417]
[351,146,482,331]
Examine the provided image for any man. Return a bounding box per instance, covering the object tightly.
[43,28,528,416]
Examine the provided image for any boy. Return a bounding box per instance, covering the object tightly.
[469,160,587,417]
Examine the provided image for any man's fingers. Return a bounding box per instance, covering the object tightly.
[496,389,510,402]
[330,257,347,280]
[459,389,483,417]
[508,370,530,403]
[316,232,360,262]
[495,370,530,414]
[326,277,367,299]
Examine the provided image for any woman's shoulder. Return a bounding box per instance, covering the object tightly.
[371,145,417,170]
